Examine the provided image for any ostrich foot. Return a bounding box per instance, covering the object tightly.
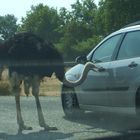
[18,125,33,133]
[40,123,57,131]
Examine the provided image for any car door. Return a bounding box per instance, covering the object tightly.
[109,31,140,107]
[76,34,122,106]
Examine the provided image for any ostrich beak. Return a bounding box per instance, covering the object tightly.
[63,62,99,87]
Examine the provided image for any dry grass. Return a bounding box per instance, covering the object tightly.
[39,77,61,96]
[20,75,61,96]
[0,69,62,96]
[0,81,11,95]
[1,78,61,97]
[0,76,61,97]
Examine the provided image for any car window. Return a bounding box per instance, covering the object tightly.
[117,31,140,60]
[92,34,122,63]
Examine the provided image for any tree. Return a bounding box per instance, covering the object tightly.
[72,35,103,56]
[57,0,97,60]
[20,4,61,43]
[0,14,18,40]
[71,0,97,34]
[95,0,140,35]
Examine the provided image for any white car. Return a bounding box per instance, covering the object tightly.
[61,22,140,117]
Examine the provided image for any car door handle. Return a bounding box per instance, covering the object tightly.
[128,62,138,68]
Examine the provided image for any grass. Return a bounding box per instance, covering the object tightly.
[0,81,11,95]
[39,76,61,96]
[0,75,61,96]
[0,67,65,96]
[20,75,62,96]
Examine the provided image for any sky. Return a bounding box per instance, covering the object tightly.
[0,0,99,23]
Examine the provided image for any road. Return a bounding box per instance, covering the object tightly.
[0,96,140,140]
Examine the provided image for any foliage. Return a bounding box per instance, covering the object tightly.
[0,14,18,40]
[1,0,140,60]
[95,0,140,35]
[73,35,103,56]
[19,4,61,43]
[58,0,97,60]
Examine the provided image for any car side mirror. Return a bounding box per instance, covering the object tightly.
[75,55,87,64]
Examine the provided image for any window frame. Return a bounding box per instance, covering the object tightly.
[90,33,124,63]
[116,30,140,60]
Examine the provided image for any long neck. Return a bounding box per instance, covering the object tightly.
[63,62,98,87]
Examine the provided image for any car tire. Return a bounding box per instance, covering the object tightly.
[61,85,80,118]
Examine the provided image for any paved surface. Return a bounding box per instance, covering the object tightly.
[0,96,140,140]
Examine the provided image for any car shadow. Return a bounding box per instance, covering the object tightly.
[0,130,73,140]
[64,111,140,139]
[86,132,140,140]
[66,111,140,131]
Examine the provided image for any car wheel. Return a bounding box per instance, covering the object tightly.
[61,85,80,118]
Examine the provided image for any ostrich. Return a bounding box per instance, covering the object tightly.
[0,32,65,132]
[0,32,98,133]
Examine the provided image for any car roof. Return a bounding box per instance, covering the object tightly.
[111,25,140,36]
[87,23,140,59]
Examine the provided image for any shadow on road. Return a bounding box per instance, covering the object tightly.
[64,112,140,140]
[0,130,73,140]
[87,132,140,140]
[64,111,140,131]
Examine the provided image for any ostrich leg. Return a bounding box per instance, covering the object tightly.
[32,76,57,131]
[11,73,32,133]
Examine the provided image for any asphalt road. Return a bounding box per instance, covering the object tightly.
[0,96,140,140]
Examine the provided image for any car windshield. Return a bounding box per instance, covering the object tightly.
[1,0,140,140]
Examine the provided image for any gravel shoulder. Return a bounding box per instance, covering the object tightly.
[0,96,140,140]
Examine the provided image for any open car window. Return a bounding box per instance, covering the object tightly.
[91,34,122,63]
[117,31,140,60]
